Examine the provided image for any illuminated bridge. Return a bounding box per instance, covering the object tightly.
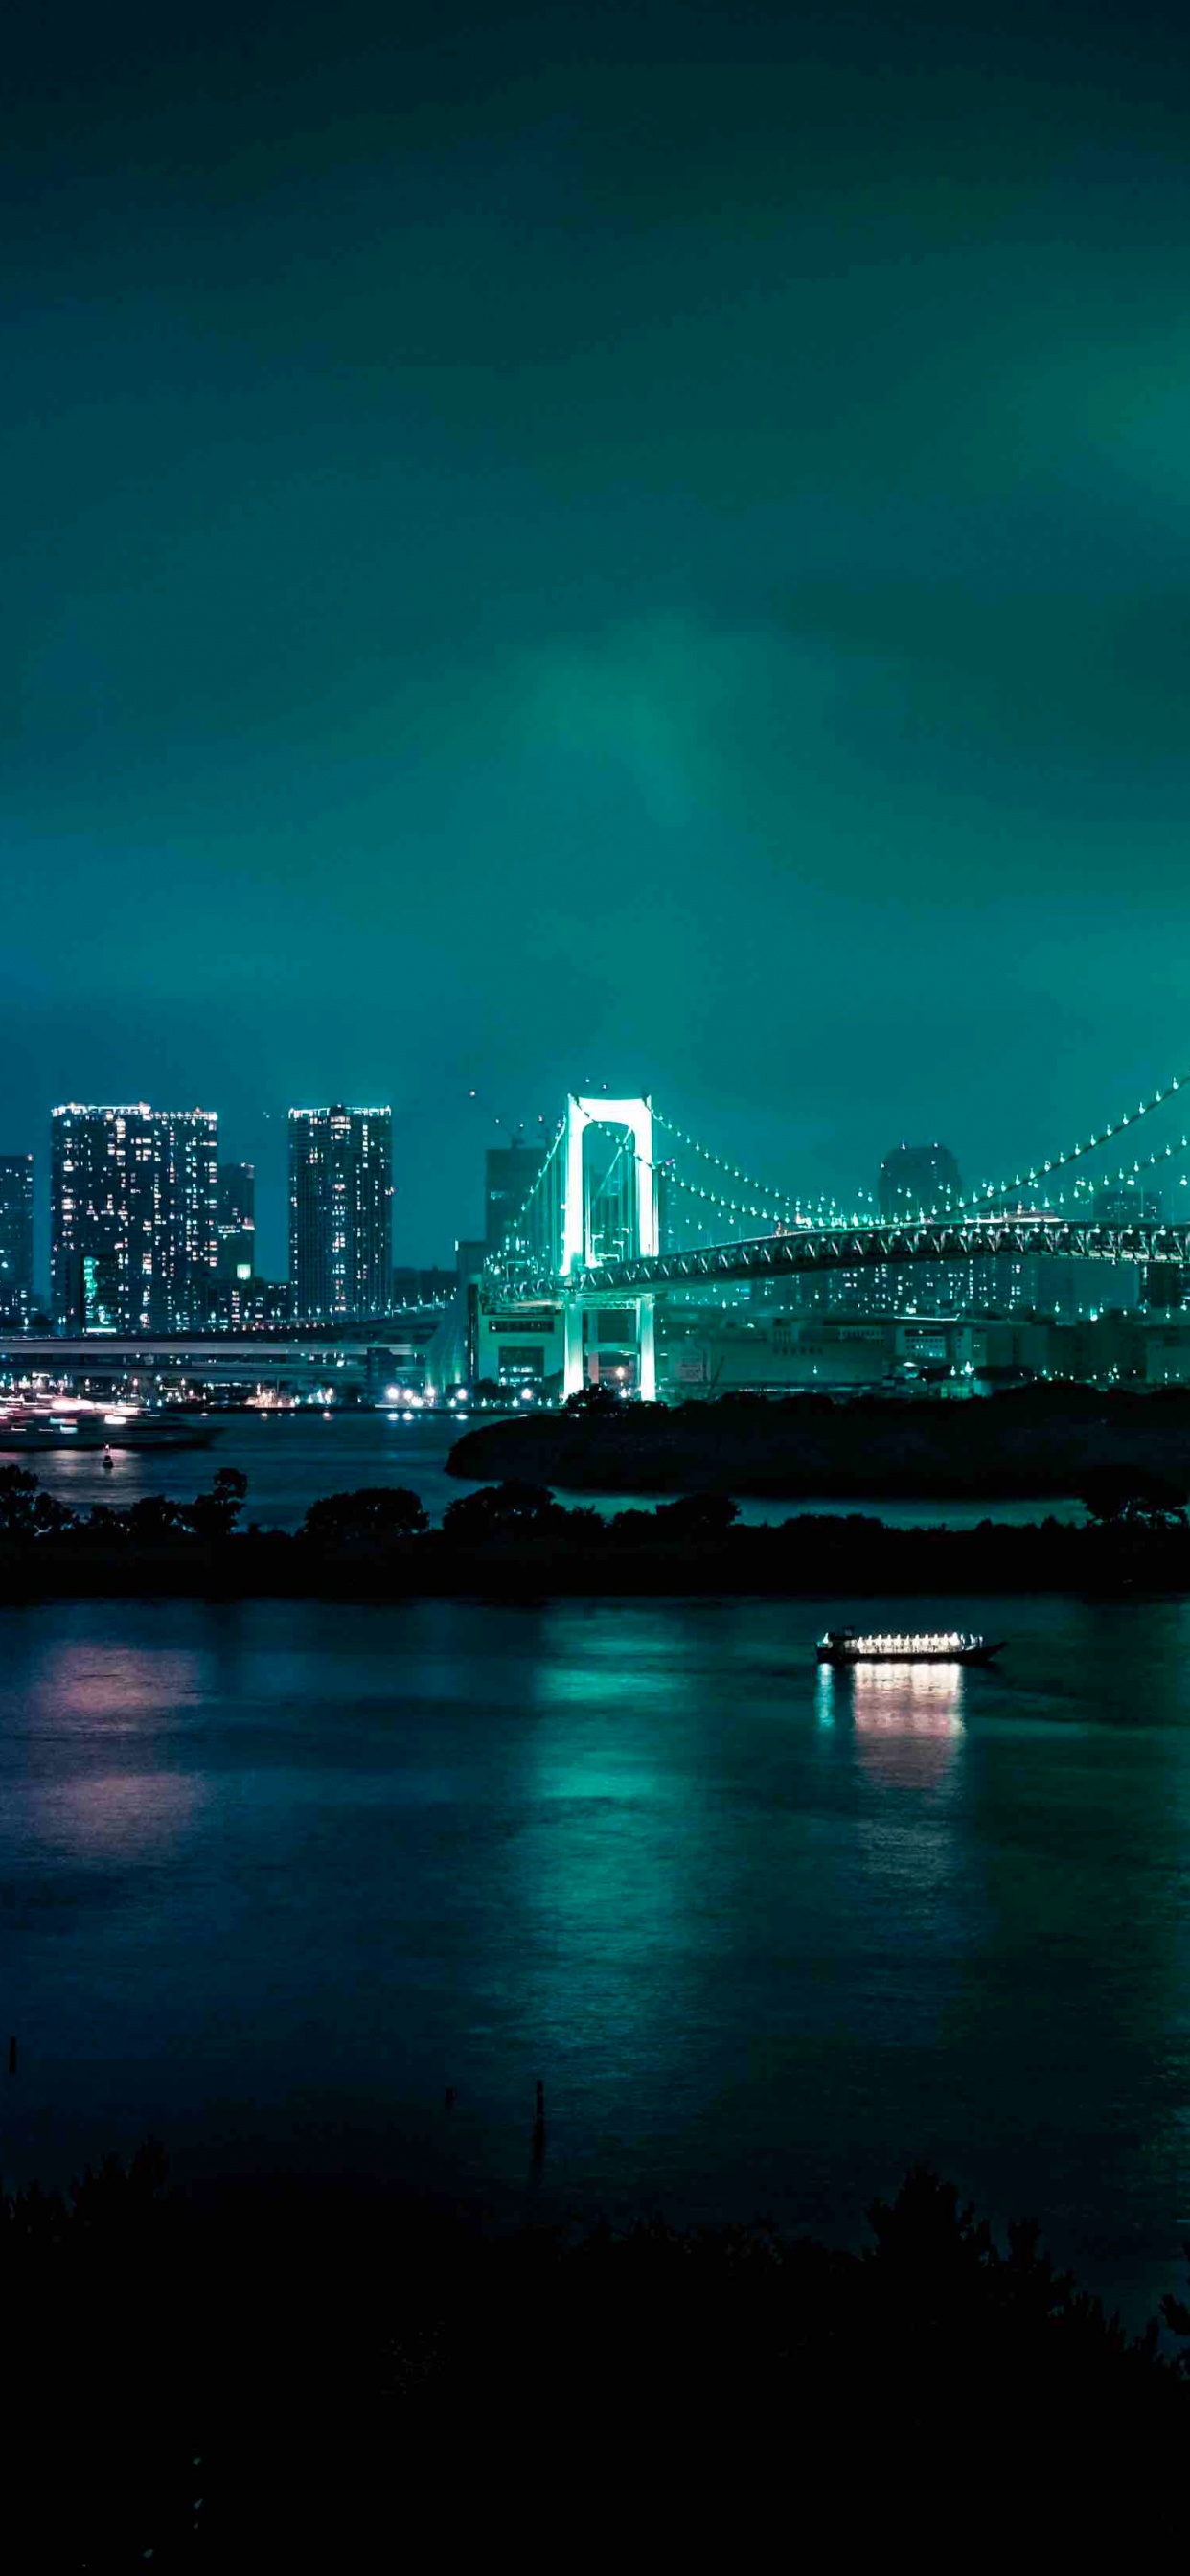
[535,1216,1190,1300]
[482,1079,1190,1398]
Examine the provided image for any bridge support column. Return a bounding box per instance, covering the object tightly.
[637,1298,656,1401]
[563,1302,585,1398]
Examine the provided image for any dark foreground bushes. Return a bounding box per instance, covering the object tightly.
[9,1463,1190,1598]
[5,2147,1188,2565]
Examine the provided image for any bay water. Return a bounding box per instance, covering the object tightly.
[1,1585,1186,2325]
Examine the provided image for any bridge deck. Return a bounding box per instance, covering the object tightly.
[492,1218,1190,1303]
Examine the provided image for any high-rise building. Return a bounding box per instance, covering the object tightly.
[869,1140,964,1316]
[51,1105,217,1332]
[484,1133,546,1251]
[878,1142,962,1221]
[52,1104,154,1331]
[217,1162,256,1281]
[0,1153,34,1321]
[288,1106,392,1320]
[151,1111,219,1330]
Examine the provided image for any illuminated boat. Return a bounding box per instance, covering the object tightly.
[0,1401,218,1453]
[817,1628,1002,1667]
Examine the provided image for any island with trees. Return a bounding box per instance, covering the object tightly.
[446,1378,1190,1500]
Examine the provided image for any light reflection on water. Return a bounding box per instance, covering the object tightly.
[1,1592,1187,2323]
[30,1642,207,1727]
[34,1768,208,1859]
[851,1662,964,1781]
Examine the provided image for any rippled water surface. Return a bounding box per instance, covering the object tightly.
[2,1592,1187,2317]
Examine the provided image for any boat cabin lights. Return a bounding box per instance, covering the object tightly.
[823,1630,974,1653]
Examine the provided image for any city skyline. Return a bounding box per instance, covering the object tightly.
[6,2,1190,1270]
[5,1073,1185,1300]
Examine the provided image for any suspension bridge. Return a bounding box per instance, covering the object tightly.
[482,1079,1190,1398]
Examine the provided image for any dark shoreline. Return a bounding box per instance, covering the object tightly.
[5,1439,1190,1596]
[5,1512,1190,1598]
[446,1385,1190,1499]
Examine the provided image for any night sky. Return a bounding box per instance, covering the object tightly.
[5,1,1190,1272]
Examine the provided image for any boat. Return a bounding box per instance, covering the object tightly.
[0,1402,220,1454]
[817,1628,1002,1667]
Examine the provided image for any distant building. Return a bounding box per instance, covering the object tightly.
[878,1142,962,1222]
[208,1276,290,1330]
[216,1162,256,1281]
[484,1134,546,1252]
[390,1266,454,1309]
[288,1106,392,1320]
[1092,1182,1164,1227]
[1088,1182,1180,1311]
[51,1104,217,1333]
[0,1153,34,1321]
[871,1140,964,1315]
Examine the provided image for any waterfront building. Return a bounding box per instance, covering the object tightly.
[51,1105,218,1334]
[0,1153,34,1321]
[288,1106,392,1320]
[217,1162,256,1281]
[469,1295,565,1391]
[484,1134,546,1251]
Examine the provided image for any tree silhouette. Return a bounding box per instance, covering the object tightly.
[442,1479,559,1542]
[1081,1464,1187,1525]
[564,1381,620,1414]
[302,1485,429,1544]
[0,1466,76,1539]
[187,1466,249,1542]
[653,1491,740,1537]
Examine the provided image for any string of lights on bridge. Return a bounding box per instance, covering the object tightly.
[490,1067,1190,1279]
[652,1111,874,1229]
[655,1072,1190,1238]
[943,1069,1190,1222]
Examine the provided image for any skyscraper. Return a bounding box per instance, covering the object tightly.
[51,1105,217,1332]
[288,1106,393,1320]
[0,1153,34,1321]
[151,1111,219,1329]
[484,1133,546,1251]
[217,1162,257,1280]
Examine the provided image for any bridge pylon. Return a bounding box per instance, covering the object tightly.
[561,1095,658,1400]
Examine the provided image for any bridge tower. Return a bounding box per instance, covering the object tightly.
[561,1095,658,1399]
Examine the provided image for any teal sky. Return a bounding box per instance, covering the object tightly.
[5,1,1190,1269]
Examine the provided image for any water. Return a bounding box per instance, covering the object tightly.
[11,1407,1087,1530]
[1,1590,1186,2321]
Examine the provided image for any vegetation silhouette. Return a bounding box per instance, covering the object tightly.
[301,1484,429,1544]
[4,2143,1186,2563]
[11,1445,1190,1597]
[449,1379,1190,1502]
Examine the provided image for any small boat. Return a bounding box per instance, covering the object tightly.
[817,1628,1002,1667]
